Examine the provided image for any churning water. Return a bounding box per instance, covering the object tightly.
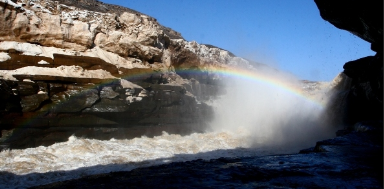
[0,131,268,188]
[0,68,341,188]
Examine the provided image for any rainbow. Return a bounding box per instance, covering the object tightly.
[11,65,326,130]
[91,65,326,109]
[171,66,326,109]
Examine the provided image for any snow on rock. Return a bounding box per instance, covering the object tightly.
[37,60,49,64]
[0,66,116,80]
[0,0,237,74]
[0,52,11,62]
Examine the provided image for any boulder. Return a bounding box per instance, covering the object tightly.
[83,98,129,112]
[20,93,49,112]
[16,81,39,96]
[49,83,67,96]
[100,86,119,99]
[50,88,99,112]
[36,82,48,93]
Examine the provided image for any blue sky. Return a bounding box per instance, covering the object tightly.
[101,0,374,81]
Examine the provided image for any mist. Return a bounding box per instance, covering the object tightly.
[207,64,339,153]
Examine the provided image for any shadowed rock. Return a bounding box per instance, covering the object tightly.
[13,74,114,84]
[20,93,49,112]
[52,54,119,75]
[50,88,99,113]
[314,0,383,52]
[16,81,39,96]
[315,0,383,126]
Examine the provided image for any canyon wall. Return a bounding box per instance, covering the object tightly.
[1,0,380,150]
[0,0,241,148]
[315,0,383,126]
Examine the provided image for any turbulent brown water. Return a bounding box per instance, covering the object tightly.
[0,132,261,188]
[0,69,341,188]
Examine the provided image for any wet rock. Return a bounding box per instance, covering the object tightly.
[0,79,21,113]
[84,98,129,112]
[187,79,223,101]
[315,0,383,126]
[119,79,143,94]
[343,56,383,94]
[148,83,187,94]
[100,86,119,99]
[341,55,383,125]
[49,83,67,96]
[36,82,48,94]
[351,121,383,132]
[16,81,39,96]
[20,93,49,112]
[50,88,99,112]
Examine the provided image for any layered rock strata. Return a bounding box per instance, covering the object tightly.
[26,1,383,187]
[0,0,244,149]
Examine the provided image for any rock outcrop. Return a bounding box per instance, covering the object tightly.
[314,0,383,126]
[0,0,243,149]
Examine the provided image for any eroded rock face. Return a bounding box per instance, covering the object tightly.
[315,0,383,126]
[0,0,236,126]
[100,86,119,99]
[1,0,168,62]
[0,0,238,96]
[16,81,39,96]
[0,0,345,150]
[314,0,383,52]
[0,80,21,113]
[341,56,383,124]
[20,93,49,112]
[0,76,214,148]
[50,87,99,113]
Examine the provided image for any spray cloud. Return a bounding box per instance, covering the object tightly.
[208,62,338,153]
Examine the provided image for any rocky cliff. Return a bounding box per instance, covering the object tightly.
[0,0,382,188]
[31,1,382,188]
[0,0,381,151]
[0,0,253,149]
[314,0,383,126]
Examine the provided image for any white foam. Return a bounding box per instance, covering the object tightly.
[0,131,263,188]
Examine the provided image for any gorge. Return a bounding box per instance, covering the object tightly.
[0,0,382,188]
